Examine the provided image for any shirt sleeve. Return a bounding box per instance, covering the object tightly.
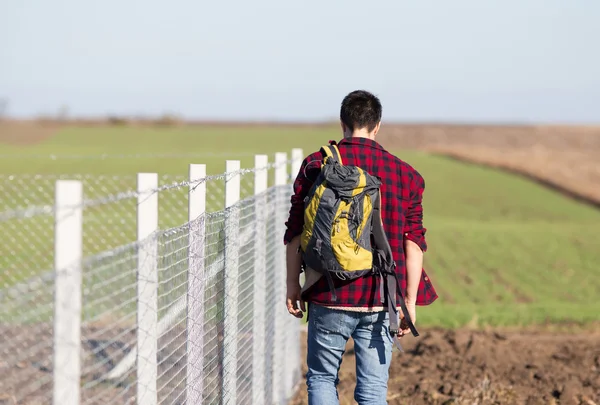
[283,156,318,245]
[403,171,427,252]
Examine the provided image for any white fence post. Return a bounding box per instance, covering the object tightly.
[52,180,83,405]
[187,164,206,405]
[136,173,159,405]
[290,148,304,284]
[290,148,303,394]
[252,155,268,405]
[223,160,240,405]
[273,152,288,404]
[291,148,303,181]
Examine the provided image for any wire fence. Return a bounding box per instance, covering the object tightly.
[0,150,304,405]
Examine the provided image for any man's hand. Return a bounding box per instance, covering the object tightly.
[399,300,416,337]
[286,281,306,318]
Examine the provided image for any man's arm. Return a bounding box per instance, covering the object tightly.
[404,240,424,304]
[399,172,427,334]
[403,172,428,303]
[286,236,302,285]
[286,236,305,318]
[284,156,318,318]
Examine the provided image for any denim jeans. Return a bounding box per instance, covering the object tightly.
[306,303,393,405]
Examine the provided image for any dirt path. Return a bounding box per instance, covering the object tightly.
[290,328,600,405]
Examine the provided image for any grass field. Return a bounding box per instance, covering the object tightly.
[1,124,600,329]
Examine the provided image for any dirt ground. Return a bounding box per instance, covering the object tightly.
[0,323,198,405]
[3,325,599,405]
[290,328,600,405]
[0,121,60,146]
[377,124,600,207]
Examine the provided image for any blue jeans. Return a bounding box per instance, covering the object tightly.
[306,303,393,405]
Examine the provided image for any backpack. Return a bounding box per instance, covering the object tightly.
[300,143,419,348]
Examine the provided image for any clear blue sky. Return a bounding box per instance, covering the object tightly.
[1,0,598,123]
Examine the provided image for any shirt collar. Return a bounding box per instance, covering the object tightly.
[336,136,386,151]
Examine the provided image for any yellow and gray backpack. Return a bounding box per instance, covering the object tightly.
[300,143,419,343]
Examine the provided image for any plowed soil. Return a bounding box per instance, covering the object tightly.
[290,328,600,405]
[377,124,600,207]
[0,121,60,145]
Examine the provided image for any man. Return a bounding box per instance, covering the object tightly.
[283,90,438,405]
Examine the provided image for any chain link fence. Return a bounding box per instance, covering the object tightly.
[0,152,302,405]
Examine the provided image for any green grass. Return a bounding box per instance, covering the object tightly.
[1,125,600,329]
[0,125,337,175]
[410,152,600,328]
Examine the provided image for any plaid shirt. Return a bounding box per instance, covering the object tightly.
[283,137,438,307]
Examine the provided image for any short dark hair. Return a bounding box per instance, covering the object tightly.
[340,90,382,132]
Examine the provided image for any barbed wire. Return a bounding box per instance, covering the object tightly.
[0,204,54,221]
[0,160,291,222]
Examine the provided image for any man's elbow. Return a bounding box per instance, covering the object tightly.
[404,239,424,256]
[287,235,301,249]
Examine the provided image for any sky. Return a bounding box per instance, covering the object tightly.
[1,0,599,123]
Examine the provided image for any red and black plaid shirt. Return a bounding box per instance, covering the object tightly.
[283,137,438,308]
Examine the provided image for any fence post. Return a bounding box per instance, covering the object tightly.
[273,152,288,404]
[291,148,303,181]
[223,160,240,405]
[52,180,83,405]
[136,173,158,405]
[290,148,303,292]
[252,155,268,405]
[187,164,206,405]
[290,148,303,393]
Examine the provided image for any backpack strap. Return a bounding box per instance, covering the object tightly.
[371,190,419,350]
[320,144,343,166]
